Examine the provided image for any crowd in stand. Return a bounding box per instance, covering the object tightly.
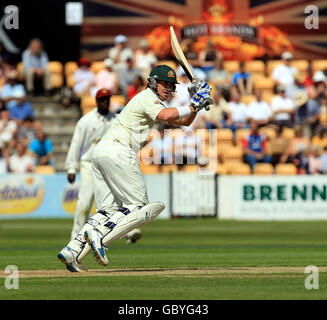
[0,34,327,174]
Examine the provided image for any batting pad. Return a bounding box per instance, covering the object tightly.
[101,202,165,246]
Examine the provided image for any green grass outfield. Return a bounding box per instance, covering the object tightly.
[0,218,326,300]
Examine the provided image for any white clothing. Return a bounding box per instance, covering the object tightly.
[134,50,157,72]
[272,64,297,87]
[247,100,272,121]
[108,47,134,71]
[271,96,295,121]
[228,101,249,122]
[0,120,17,148]
[0,158,8,174]
[9,154,35,173]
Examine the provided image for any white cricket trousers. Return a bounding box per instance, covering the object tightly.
[91,141,149,216]
[71,161,94,239]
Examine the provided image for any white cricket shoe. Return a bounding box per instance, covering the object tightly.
[126,228,142,244]
[57,246,87,272]
[84,229,109,266]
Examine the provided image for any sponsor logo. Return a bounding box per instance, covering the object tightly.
[168,70,175,78]
[0,176,44,214]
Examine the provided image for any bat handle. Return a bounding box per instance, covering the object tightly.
[203,98,212,111]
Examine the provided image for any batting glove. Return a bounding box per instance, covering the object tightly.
[191,90,213,112]
[188,80,212,97]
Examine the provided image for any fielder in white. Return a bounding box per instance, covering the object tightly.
[57,64,213,272]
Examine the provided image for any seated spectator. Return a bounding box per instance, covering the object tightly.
[242,120,272,171]
[271,85,295,128]
[271,51,298,97]
[269,126,290,166]
[232,61,253,95]
[312,127,327,149]
[118,57,142,99]
[127,75,145,102]
[0,57,17,83]
[226,88,249,133]
[294,91,320,138]
[247,89,273,126]
[320,146,327,174]
[9,140,35,173]
[174,127,202,167]
[305,145,322,174]
[198,40,223,74]
[207,58,230,92]
[279,125,310,173]
[0,70,26,109]
[0,108,17,148]
[16,116,38,145]
[134,39,157,76]
[73,57,96,97]
[312,71,327,105]
[29,128,55,167]
[22,38,51,95]
[9,91,34,123]
[95,58,118,94]
[202,88,231,129]
[108,34,134,72]
[0,147,9,174]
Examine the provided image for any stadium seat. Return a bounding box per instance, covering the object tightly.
[235,128,250,146]
[182,164,200,172]
[245,60,265,78]
[261,92,275,103]
[290,60,309,73]
[267,60,283,76]
[111,95,126,109]
[90,61,105,74]
[275,163,297,175]
[312,59,327,73]
[241,94,256,105]
[139,162,160,174]
[222,145,243,163]
[65,61,78,76]
[17,61,24,80]
[253,163,274,175]
[259,127,276,139]
[35,165,55,175]
[282,128,295,140]
[223,61,239,73]
[217,128,233,145]
[226,162,251,175]
[215,163,228,175]
[253,76,275,94]
[160,164,178,173]
[319,113,327,126]
[48,61,64,88]
[81,95,96,114]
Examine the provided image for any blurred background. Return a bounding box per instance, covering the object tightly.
[0,0,327,220]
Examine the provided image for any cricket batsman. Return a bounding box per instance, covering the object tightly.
[58,64,213,272]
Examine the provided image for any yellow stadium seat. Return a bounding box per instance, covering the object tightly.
[275,163,297,175]
[267,60,283,76]
[139,163,160,174]
[35,165,55,175]
[222,145,243,163]
[312,59,327,73]
[290,60,309,72]
[319,113,327,125]
[81,95,96,115]
[245,60,265,78]
[48,62,64,88]
[182,164,200,172]
[66,73,75,88]
[254,77,275,93]
[282,128,295,140]
[226,162,251,175]
[65,61,78,76]
[259,127,276,139]
[90,61,105,74]
[110,95,126,109]
[261,92,275,103]
[253,163,274,175]
[241,94,256,105]
[160,164,178,173]
[17,61,24,80]
[223,61,239,73]
[235,129,250,146]
[217,128,233,144]
[215,163,228,175]
[48,61,63,73]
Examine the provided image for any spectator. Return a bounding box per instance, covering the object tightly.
[29,128,55,167]
[134,39,157,76]
[22,38,51,95]
[73,57,96,97]
[0,108,17,148]
[0,70,26,109]
[232,61,253,95]
[280,125,310,173]
[108,34,134,72]
[198,40,223,74]
[305,145,322,174]
[312,127,327,149]
[312,71,327,105]
[227,88,249,133]
[294,91,320,138]
[269,126,290,166]
[0,57,17,83]
[118,57,142,99]
[320,146,327,174]
[207,58,230,92]
[9,91,34,122]
[247,89,273,126]
[271,85,295,128]
[16,116,38,145]
[271,51,298,97]
[127,75,145,102]
[95,58,118,94]
[202,88,231,129]
[242,120,272,171]
[9,140,35,173]
[0,147,9,174]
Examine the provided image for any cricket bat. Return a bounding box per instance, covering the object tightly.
[170,26,211,110]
